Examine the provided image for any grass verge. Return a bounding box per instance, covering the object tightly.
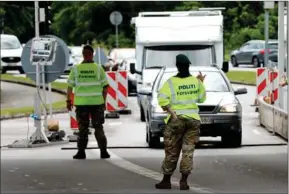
[0,74,69,118]
[226,71,256,85]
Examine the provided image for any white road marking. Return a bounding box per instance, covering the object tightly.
[91,150,214,193]
[253,129,261,135]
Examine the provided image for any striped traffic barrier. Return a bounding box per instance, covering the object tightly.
[105,71,120,118]
[117,71,132,115]
[268,70,279,104]
[68,92,78,142]
[252,67,268,107]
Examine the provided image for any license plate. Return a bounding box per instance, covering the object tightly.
[201,117,213,124]
[8,63,17,66]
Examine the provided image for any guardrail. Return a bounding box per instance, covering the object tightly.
[258,96,288,140]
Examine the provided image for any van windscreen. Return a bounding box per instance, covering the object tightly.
[144,45,215,68]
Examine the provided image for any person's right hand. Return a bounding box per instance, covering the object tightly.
[196,71,206,82]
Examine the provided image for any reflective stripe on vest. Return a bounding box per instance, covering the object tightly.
[167,78,201,105]
[74,92,103,96]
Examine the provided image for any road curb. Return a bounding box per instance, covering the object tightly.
[1,79,67,121]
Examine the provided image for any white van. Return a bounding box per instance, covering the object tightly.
[129,9,229,121]
[0,34,24,74]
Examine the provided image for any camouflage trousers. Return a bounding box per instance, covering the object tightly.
[162,116,200,175]
[75,105,108,151]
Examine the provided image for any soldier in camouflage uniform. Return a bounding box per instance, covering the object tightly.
[67,45,110,160]
[156,54,206,190]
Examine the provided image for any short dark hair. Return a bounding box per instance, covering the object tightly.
[82,45,94,54]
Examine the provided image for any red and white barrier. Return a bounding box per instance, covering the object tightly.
[106,71,118,113]
[253,68,268,106]
[256,68,268,97]
[268,70,279,104]
[254,68,280,107]
[117,71,128,110]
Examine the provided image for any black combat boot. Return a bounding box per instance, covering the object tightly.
[100,150,110,159]
[155,174,172,189]
[73,150,86,159]
[180,174,190,190]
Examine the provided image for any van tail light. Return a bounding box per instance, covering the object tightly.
[260,49,271,55]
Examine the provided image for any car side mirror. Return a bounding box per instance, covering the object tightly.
[222,61,229,73]
[130,63,142,75]
[130,63,136,74]
[234,87,247,95]
[138,88,152,96]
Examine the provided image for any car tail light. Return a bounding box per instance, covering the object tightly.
[260,49,271,55]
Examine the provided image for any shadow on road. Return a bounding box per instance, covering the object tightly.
[61,140,287,151]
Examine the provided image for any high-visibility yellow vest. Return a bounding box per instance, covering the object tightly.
[157,76,206,123]
[67,63,109,105]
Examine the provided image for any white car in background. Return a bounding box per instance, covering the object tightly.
[64,46,83,73]
[70,46,83,64]
[108,48,137,94]
[1,34,24,74]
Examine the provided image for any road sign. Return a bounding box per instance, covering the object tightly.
[21,35,69,84]
[110,11,122,48]
[264,1,275,9]
[110,11,123,26]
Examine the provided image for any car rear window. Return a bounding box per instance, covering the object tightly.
[158,71,230,92]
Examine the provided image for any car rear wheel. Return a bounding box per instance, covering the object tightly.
[252,56,260,68]
[221,130,242,148]
[1,67,7,74]
[19,68,25,74]
[231,56,239,67]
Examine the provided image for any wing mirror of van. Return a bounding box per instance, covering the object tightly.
[222,61,229,73]
[130,63,142,75]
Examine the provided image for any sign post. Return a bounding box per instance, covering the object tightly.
[264,1,275,68]
[278,2,285,109]
[264,1,275,134]
[109,11,123,48]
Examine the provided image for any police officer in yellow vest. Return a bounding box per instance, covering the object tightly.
[155,54,206,190]
[66,45,110,160]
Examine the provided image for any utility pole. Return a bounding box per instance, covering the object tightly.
[278,2,285,109]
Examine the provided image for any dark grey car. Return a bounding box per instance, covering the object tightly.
[138,66,247,148]
[230,40,278,68]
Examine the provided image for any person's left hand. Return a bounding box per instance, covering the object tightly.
[196,71,206,82]
[66,100,72,111]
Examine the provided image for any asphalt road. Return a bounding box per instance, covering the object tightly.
[1,83,287,193]
[0,81,65,109]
